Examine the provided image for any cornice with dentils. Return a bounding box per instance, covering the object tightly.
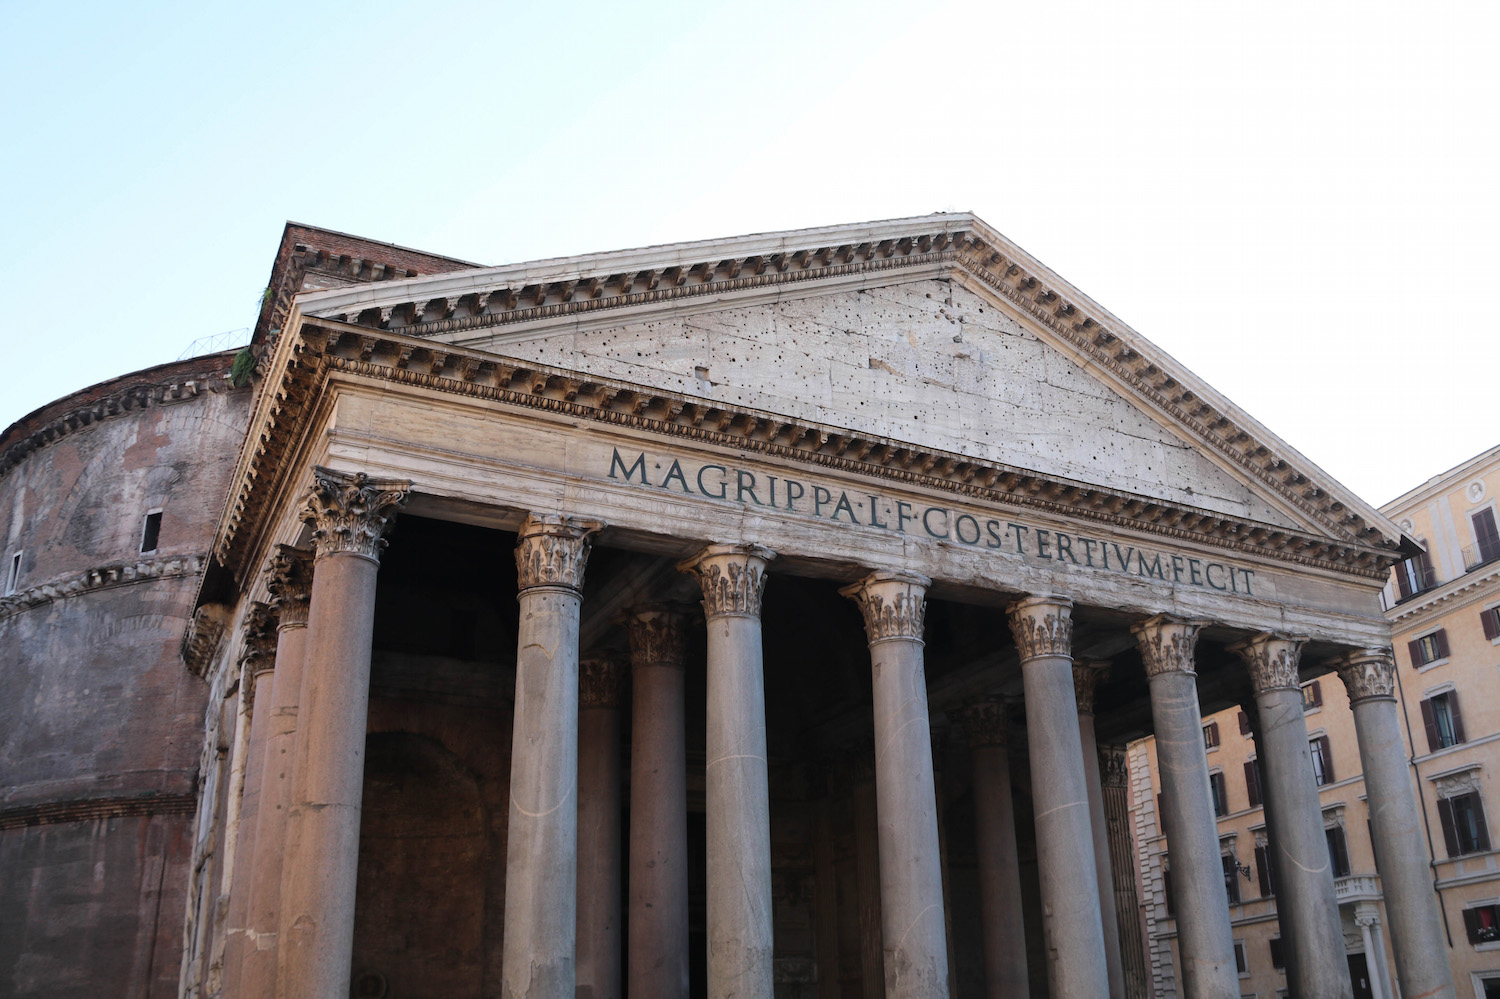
[280,213,1405,557]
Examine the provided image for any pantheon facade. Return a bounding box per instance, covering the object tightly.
[0,215,1456,998]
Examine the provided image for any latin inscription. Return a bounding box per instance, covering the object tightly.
[609,449,1256,595]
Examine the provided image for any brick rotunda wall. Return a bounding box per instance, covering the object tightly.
[0,353,252,999]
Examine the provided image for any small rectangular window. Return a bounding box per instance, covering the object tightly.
[1422,692,1467,751]
[140,511,162,553]
[1269,936,1284,969]
[1482,606,1500,641]
[1234,940,1248,975]
[5,551,19,595]
[1221,854,1241,905]
[1409,630,1451,667]
[1474,509,1500,567]
[1326,825,1351,877]
[1438,791,1492,857]
[1464,903,1500,944]
[1395,549,1437,599]
[1210,771,1229,817]
[1204,721,1221,749]
[1245,759,1263,808]
[1302,680,1323,711]
[1255,842,1275,897]
[1310,736,1334,786]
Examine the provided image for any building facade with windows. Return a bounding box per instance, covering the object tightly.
[1,216,1464,999]
[1133,444,1500,999]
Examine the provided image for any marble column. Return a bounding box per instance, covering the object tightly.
[276,467,409,998]
[1355,904,1387,999]
[1134,615,1238,999]
[219,603,278,998]
[1335,649,1456,999]
[577,653,626,999]
[841,572,949,999]
[238,546,312,998]
[1006,595,1109,998]
[1074,662,1126,999]
[502,514,602,999]
[959,699,1029,999]
[679,544,776,999]
[1230,633,1351,999]
[624,605,692,999]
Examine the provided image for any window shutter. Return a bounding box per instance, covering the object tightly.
[1308,680,1322,707]
[1473,796,1491,852]
[1208,721,1220,745]
[1421,698,1441,753]
[1484,607,1500,641]
[1269,936,1284,969]
[1451,694,1468,744]
[1238,709,1251,735]
[1244,760,1261,807]
[1327,826,1350,877]
[1475,509,1500,561]
[1255,843,1272,897]
[1319,736,1335,783]
[1222,855,1240,905]
[1407,639,1424,667]
[1434,629,1450,660]
[1438,797,1461,857]
[1464,906,1483,944]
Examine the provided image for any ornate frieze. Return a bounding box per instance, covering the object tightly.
[1132,615,1203,677]
[678,544,775,618]
[624,604,692,669]
[1099,745,1129,789]
[302,466,411,562]
[265,545,313,630]
[1073,661,1111,714]
[839,571,929,644]
[1334,648,1397,703]
[579,653,627,710]
[1433,765,1483,800]
[1007,595,1074,662]
[514,514,603,592]
[959,698,1010,749]
[1230,632,1307,694]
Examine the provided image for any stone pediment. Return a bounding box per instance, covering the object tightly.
[284,214,1404,559]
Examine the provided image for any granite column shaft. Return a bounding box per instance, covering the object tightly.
[577,654,625,999]
[1336,649,1455,999]
[1007,595,1109,998]
[1136,615,1238,999]
[276,468,409,997]
[501,514,601,999]
[961,701,1029,999]
[680,544,776,999]
[842,572,949,999]
[1074,663,1126,999]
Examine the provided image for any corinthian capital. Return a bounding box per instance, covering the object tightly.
[265,545,313,630]
[302,466,411,562]
[1007,595,1074,661]
[579,653,627,710]
[1334,647,1397,703]
[839,571,929,644]
[1132,614,1203,677]
[625,604,692,669]
[238,602,279,710]
[1230,632,1307,694]
[678,544,775,618]
[959,698,1010,749]
[1073,660,1111,714]
[514,514,603,592]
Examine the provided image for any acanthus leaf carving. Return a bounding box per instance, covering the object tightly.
[839,571,929,644]
[1230,632,1307,694]
[1007,595,1074,661]
[302,466,411,562]
[514,514,603,592]
[1334,647,1397,703]
[579,653,628,710]
[265,544,313,630]
[1132,614,1203,677]
[959,698,1010,749]
[678,544,775,618]
[624,604,692,669]
[1073,660,1111,714]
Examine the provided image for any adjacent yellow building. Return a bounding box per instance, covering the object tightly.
[1133,443,1500,998]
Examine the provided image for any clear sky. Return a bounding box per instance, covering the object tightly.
[2,0,1495,507]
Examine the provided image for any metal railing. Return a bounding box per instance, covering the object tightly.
[1462,540,1500,573]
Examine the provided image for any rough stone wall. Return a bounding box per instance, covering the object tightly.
[0,356,251,998]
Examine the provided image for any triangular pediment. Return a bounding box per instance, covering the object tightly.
[288,214,1404,554]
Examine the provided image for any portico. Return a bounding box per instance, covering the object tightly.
[191,215,1447,999]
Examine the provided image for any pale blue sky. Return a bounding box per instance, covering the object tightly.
[3,0,1496,504]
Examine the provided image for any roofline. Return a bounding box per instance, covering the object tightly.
[1380,442,1500,514]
